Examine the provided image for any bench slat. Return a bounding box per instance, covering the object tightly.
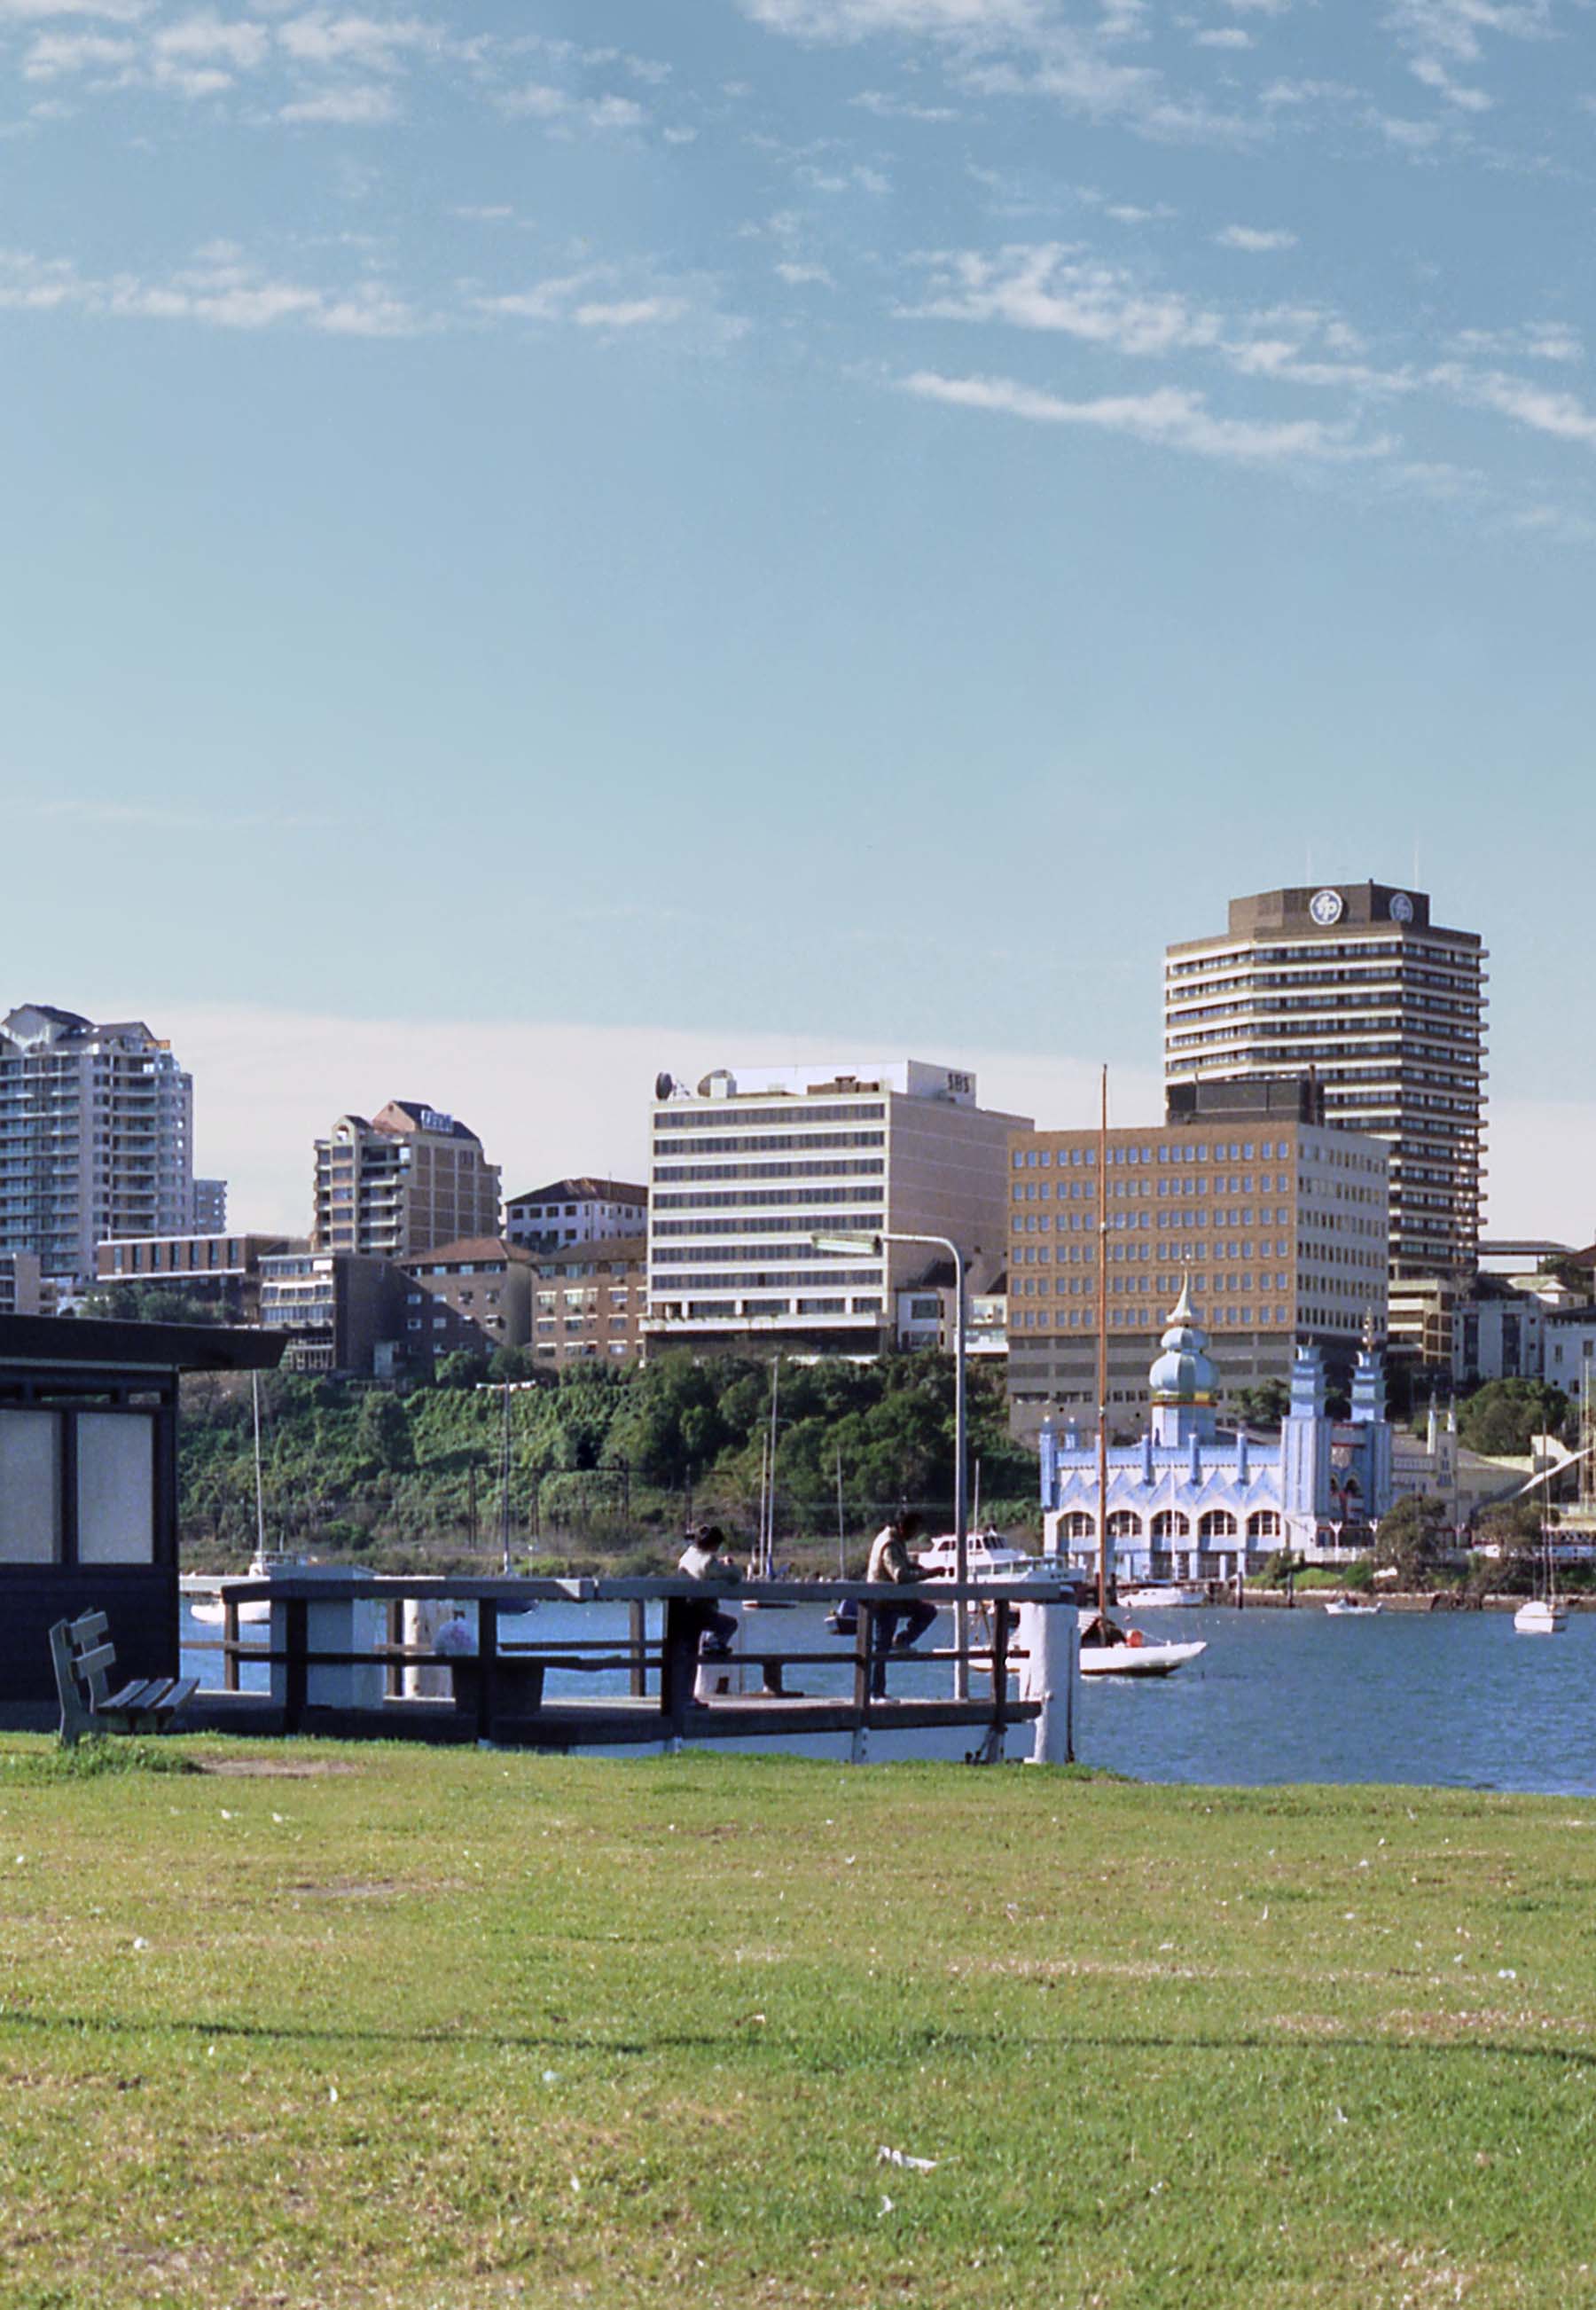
[102,1679,171,1714]
[69,1611,109,1644]
[74,1642,118,1680]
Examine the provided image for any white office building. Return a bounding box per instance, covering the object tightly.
[645,1061,1029,1357]
[505,1176,646,1250]
[0,1006,197,1288]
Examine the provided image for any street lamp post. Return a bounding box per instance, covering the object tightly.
[811,1228,969,1699]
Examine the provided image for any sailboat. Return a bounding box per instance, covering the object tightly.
[192,1374,279,1626]
[1076,1069,1206,1681]
[1514,1513,1567,1634]
[744,1360,794,1607]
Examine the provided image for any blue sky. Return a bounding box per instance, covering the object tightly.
[3,0,1592,1231]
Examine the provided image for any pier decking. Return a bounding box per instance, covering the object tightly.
[177,1571,1081,1762]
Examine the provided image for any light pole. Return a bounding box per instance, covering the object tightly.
[811,1228,969,1699]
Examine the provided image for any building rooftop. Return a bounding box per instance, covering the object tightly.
[526,1235,646,1272]
[402,1236,531,1271]
[507,1177,647,1207]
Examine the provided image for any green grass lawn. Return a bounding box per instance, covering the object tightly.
[4,1742,1596,2307]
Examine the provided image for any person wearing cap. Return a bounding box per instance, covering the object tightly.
[677,1523,740,1657]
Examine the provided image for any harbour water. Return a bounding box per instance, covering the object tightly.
[180,1596,1596,1796]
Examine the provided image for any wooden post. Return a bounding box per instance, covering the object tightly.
[990,1600,1012,1747]
[661,1596,695,1743]
[630,1599,647,1697]
[223,1595,239,1695]
[475,1599,499,1743]
[854,1600,874,1718]
[283,1597,309,1734]
[385,1598,403,1699]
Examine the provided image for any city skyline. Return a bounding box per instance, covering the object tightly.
[34,985,1587,1253]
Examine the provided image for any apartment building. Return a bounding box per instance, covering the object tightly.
[0,1252,42,1317]
[530,1237,648,1368]
[0,1004,197,1287]
[403,1237,534,1350]
[1005,1095,1389,1440]
[94,1232,301,1322]
[1163,883,1486,1353]
[193,1178,228,1232]
[312,1101,500,1262]
[505,1178,646,1250]
[258,1250,415,1376]
[895,1258,1008,1359]
[645,1061,1029,1358]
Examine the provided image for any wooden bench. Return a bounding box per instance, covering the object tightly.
[48,1611,199,1748]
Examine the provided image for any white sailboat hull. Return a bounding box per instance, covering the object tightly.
[1078,1638,1207,1678]
[1514,1600,1567,1634]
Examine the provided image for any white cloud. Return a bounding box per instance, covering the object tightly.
[280,82,399,122]
[848,84,959,117]
[574,295,689,329]
[1431,362,1596,446]
[0,245,421,333]
[739,0,1041,35]
[276,12,431,70]
[906,244,1224,355]
[501,82,646,131]
[1384,0,1552,114]
[900,367,1394,463]
[0,0,145,18]
[1215,223,1298,251]
[21,28,135,75]
[153,12,268,68]
[776,259,835,285]
[474,267,743,345]
[1193,26,1253,46]
[1451,321,1582,364]
[904,243,1415,399]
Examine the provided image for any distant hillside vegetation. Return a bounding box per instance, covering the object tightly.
[178,1350,1037,1571]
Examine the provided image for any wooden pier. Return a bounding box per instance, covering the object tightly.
[177,1572,1080,1762]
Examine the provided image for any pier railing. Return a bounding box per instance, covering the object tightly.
[178,1571,1081,1758]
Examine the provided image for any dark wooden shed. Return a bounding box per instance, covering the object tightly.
[0,1315,284,1712]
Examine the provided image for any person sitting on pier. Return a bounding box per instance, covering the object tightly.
[865,1511,938,1696]
[677,1524,741,1658]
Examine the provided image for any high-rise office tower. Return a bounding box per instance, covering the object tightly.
[0,1005,197,1288]
[1163,882,1487,1310]
[312,1100,501,1261]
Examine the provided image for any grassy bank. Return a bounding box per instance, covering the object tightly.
[2,1744,1593,2306]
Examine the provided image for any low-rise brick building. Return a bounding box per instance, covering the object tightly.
[528,1236,647,1368]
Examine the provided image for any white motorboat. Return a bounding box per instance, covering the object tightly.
[1514,1597,1567,1635]
[1325,1596,1382,1617]
[190,1554,277,1626]
[1118,1584,1207,1610]
[1077,1613,1207,1678]
[914,1530,1053,1587]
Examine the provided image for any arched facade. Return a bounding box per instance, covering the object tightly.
[1037,1288,1393,1581]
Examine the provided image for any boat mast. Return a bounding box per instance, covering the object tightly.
[765,1357,780,1576]
[836,1445,846,1579]
[251,1371,269,1562]
[1096,1064,1109,1620]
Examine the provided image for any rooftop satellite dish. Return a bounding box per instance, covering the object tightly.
[698,1068,736,1099]
[654,1072,676,1101]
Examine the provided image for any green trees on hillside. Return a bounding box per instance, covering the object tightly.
[178,1349,1037,1564]
[1457,1379,1572,1458]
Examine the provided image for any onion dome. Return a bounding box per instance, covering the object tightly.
[1148,1276,1218,1404]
